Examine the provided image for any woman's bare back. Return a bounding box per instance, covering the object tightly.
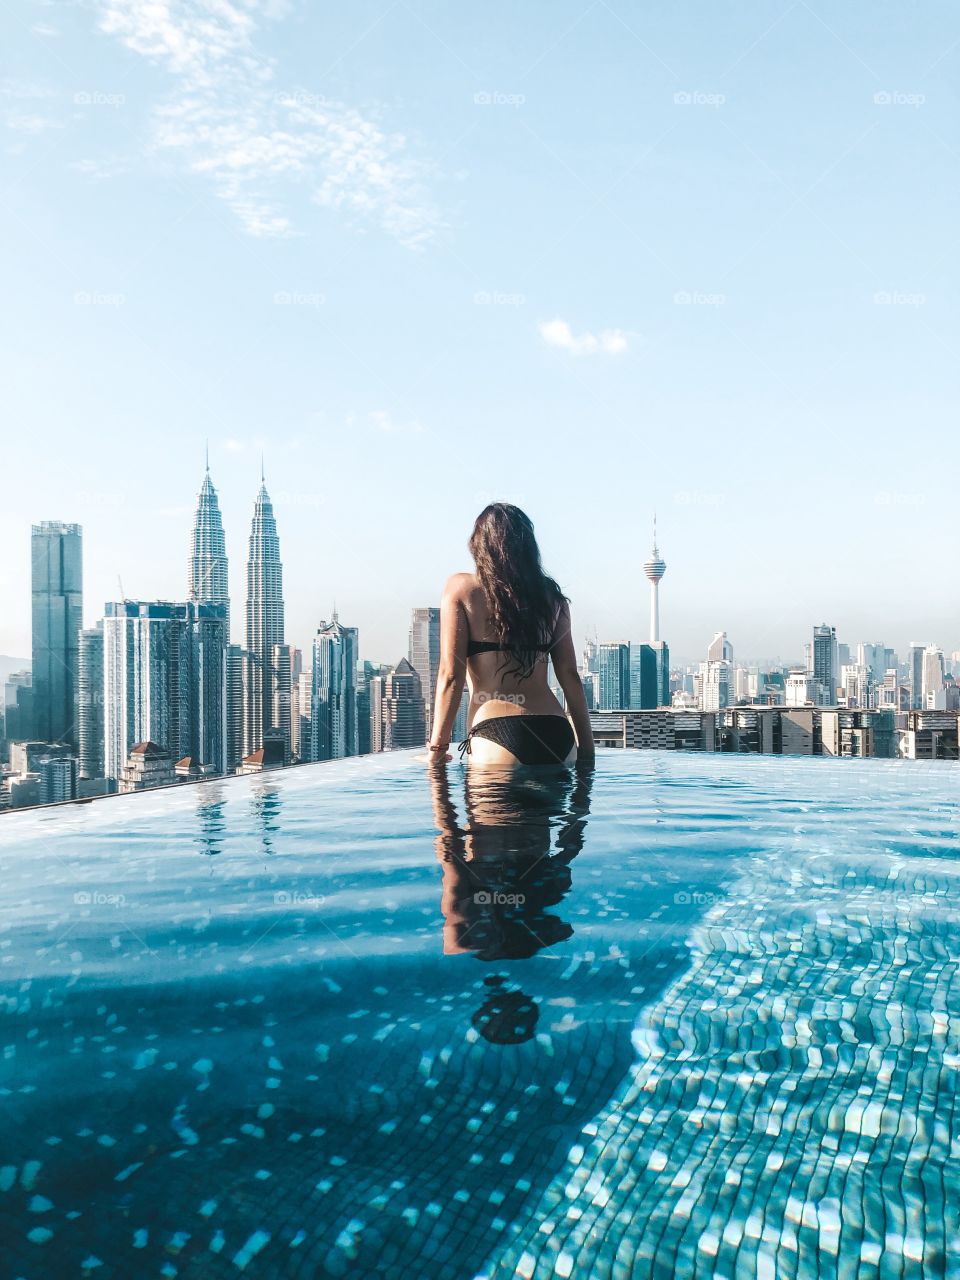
[449,572,567,728]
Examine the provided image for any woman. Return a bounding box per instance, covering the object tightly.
[427,503,595,766]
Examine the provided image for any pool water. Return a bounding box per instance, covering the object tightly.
[1,750,958,1278]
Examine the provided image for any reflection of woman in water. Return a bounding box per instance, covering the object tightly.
[426,503,595,767]
[430,764,594,1043]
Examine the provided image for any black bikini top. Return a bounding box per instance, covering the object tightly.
[466,638,552,657]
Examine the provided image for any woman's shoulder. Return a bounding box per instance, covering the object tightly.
[443,571,481,602]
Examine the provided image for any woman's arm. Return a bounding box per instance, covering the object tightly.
[428,575,469,759]
[550,602,595,759]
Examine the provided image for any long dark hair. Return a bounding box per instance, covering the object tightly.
[468,503,567,678]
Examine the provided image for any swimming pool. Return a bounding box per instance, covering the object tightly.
[1,750,958,1278]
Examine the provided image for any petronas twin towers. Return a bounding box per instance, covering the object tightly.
[242,479,285,756]
[187,459,286,765]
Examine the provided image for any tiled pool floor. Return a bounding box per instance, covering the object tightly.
[1,751,958,1278]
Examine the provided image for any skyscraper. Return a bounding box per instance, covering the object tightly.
[629,642,671,709]
[380,658,426,749]
[243,476,285,756]
[293,668,313,761]
[582,634,599,675]
[408,607,441,737]
[31,521,83,747]
[188,457,230,633]
[598,643,631,710]
[707,631,733,664]
[642,518,666,645]
[812,624,838,706]
[311,614,359,760]
[357,660,390,755]
[922,645,946,711]
[103,601,227,781]
[908,642,925,710]
[225,644,245,772]
[77,624,104,780]
[271,643,297,763]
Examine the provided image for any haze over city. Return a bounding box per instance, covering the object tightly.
[3,0,958,663]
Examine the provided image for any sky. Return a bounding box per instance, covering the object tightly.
[1,0,958,667]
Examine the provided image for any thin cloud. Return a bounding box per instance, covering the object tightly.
[539,317,633,356]
[4,112,64,134]
[92,0,441,247]
[369,409,425,435]
[1,79,62,135]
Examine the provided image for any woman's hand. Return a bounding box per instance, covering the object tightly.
[423,741,452,765]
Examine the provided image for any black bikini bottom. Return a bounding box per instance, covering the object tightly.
[459,715,576,765]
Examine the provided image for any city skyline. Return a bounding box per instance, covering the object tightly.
[3,474,958,669]
[5,487,960,807]
[3,4,958,662]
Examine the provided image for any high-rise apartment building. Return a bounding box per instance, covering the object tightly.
[77,624,104,780]
[103,601,227,781]
[408,607,441,738]
[840,663,870,709]
[243,479,285,756]
[311,615,359,761]
[188,461,230,633]
[31,521,83,747]
[39,756,79,804]
[369,673,386,753]
[699,660,732,712]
